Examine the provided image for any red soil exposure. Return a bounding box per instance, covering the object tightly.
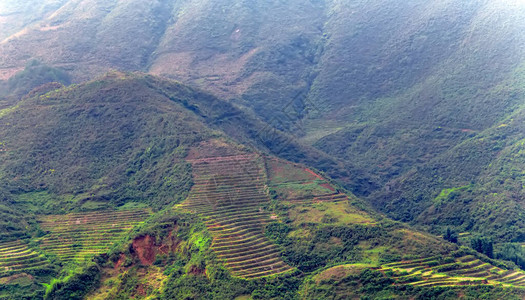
[114,254,126,269]
[320,182,336,192]
[158,230,180,255]
[131,229,181,265]
[304,168,324,180]
[132,235,157,265]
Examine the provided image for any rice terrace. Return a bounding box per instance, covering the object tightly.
[3,0,525,298]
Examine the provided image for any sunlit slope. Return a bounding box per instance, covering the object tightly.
[263,154,525,298]
[38,209,150,262]
[0,241,50,276]
[4,2,525,240]
[177,141,294,279]
[4,1,523,131]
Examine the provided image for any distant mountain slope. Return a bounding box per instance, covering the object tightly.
[3,1,524,123]
[0,71,358,240]
[371,103,525,241]
[2,0,525,246]
[0,0,69,41]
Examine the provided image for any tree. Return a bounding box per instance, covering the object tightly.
[443,227,458,243]
[497,243,525,269]
[471,237,493,258]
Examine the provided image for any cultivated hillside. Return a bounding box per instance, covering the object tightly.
[2,2,525,242]
[2,1,525,296]
[1,73,524,299]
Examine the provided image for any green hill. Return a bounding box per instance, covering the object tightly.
[2,2,525,245]
[1,73,524,299]
[2,2,525,296]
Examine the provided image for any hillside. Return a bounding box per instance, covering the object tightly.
[2,1,525,246]
[2,73,525,299]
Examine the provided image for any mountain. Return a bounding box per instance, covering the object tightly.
[310,0,525,238]
[2,0,525,298]
[1,73,524,299]
[2,1,525,223]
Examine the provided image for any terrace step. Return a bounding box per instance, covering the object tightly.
[383,255,525,289]
[221,245,279,262]
[41,244,113,250]
[0,249,33,257]
[193,174,264,183]
[186,191,267,200]
[187,203,267,215]
[41,236,121,243]
[225,251,281,268]
[180,154,292,279]
[34,208,148,264]
[182,198,268,210]
[0,240,24,247]
[187,154,257,163]
[207,219,269,232]
[41,226,136,235]
[233,261,289,276]
[212,226,265,239]
[0,252,41,263]
[40,213,149,226]
[286,193,347,203]
[241,265,294,279]
[0,245,32,253]
[212,235,269,250]
[200,208,265,220]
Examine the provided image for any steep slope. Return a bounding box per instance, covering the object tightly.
[0,0,69,42]
[87,139,525,299]
[2,0,525,198]
[313,0,525,175]
[0,72,345,298]
[0,0,326,131]
[3,1,524,125]
[308,1,525,241]
[372,103,525,241]
[1,73,525,298]
[0,70,355,242]
[0,72,208,219]
[178,142,293,279]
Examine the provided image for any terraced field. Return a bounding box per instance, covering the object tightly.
[38,209,150,262]
[265,158,348,204]
[178,154,294,279]
[0,240,49,276]
[382,255,525,287]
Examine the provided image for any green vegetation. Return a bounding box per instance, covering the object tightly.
[84,209,304,300]
[496,244,525,271]
[471,237,494,259]
[0,240,51,277]
[2,60,70,98]
[1,0,525,250]
[302,266,525,299]
[444,228,458,244]
[38,209,150,263]
[45,264,100,300]
[1,12,525,295]
[178,149,293,279]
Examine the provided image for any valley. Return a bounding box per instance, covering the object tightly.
[1,0,525,299]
